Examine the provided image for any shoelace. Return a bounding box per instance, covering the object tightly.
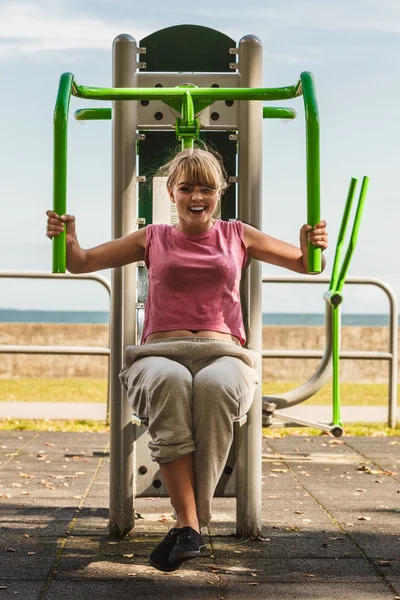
[176,530,193,544]
[162,528,180,545]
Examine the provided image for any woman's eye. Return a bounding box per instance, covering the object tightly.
[202,188,216,195]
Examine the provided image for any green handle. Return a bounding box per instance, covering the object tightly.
[330,178,358,292]
[301,72,321,274]
[53,72,74,273]
[337,177,369,292]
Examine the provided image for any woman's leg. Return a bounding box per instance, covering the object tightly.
[123,356,199,529]
[192,355,259,528]
[159,454,199,532]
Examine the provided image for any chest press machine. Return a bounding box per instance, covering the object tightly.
[52,25,368,538]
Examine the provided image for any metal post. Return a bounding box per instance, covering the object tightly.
[236,35,263,537]
[388,287,398,428]
[109,34,138,537]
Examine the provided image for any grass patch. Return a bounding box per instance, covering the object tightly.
[0,418,109,432]
[0,378,107,402]
[262,423,400,437]
[0,419,398,437]
[0,379,396,406]
[262,382,394,406]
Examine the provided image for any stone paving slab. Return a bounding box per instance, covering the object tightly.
[1,431,400,599]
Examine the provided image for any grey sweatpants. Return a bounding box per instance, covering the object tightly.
[119,337,260,528]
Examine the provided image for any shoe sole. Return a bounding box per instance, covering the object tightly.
[148,557,183,572]
[169,543,207,565]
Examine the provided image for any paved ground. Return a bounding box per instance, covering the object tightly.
[1,431,400,599]
[0,401,397,423]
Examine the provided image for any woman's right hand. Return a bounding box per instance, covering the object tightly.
[46,211,77,244]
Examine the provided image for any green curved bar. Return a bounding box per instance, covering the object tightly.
[263,107,296,119]
[71,80,303,102]
[300,72,321,274]
[330,178,358,293]
[75,108,112,121]
[53,72,74,273]
[75,106,297,121]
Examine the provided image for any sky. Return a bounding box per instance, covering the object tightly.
[0,0,399,315]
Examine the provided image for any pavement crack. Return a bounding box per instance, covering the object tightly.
[38,440,110,599]
[343,438,400,483]
[0,432,40,470]
[206,525,226,599]
[264,438,400,598]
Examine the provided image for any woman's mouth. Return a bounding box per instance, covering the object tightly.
[188,206,207,214]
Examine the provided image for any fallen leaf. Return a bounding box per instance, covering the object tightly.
[11,483,22,488]
[6,548,16,552]
[271,469,288,473]
[122,553,134,558]
[357,516,371,521]
[0,494,12,499]
[27,552,36,555]
[208,565,219,573]
[377,560,392,566]
[44,443,55,447]
[356,489,366,492]
[304,573,315,577]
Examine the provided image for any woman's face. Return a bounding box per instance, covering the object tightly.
[168,172,221,231]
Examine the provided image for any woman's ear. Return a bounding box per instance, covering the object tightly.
[167,185,175,202]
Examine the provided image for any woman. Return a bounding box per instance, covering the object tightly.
[46,148,328,572]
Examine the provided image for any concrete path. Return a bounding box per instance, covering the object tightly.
[0,401,397,423]
[0,431,400,598]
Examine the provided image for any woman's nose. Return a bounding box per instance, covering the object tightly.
[191,188,203,199]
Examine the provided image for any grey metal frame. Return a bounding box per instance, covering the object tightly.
[0,269,111,415]
[261,275,398,428]
[109,35,138,537]
[236,35,263,537]
[108,33,266,538]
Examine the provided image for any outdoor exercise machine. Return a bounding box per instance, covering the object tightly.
[52,25,368,538]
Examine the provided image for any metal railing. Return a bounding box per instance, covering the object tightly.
[0,271,111,418]
[262,275,398,427]
[1,271,397,427]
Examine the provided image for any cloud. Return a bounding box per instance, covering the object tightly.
[193,0,400,34]
[0,1,149,57]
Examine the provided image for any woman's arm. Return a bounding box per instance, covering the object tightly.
[242,221,328,274]
[46,211,146,273]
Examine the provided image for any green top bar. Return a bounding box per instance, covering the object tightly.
[53,72,320,274]
[72,78,302,102]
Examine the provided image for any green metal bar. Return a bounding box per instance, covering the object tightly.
[75,108,111,121]
[71,79,303,102]
[332,304,342,427]
[300,72,321,274]
[53,72,74,274]
[181,90,195,126]
[336,177,370,293]
[330,178,358,292]
[263,107,296,119]
[76,106,296,121]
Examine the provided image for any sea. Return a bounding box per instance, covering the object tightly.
[0,309,396,326]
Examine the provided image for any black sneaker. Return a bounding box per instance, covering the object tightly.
[148,528,183,572]
[169,526,206,565]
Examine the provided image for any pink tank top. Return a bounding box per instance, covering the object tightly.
[142,220,248,345]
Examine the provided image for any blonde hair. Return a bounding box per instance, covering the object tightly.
[158,148,229,193]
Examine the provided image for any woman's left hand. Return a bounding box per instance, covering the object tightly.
[300,220,328,252]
